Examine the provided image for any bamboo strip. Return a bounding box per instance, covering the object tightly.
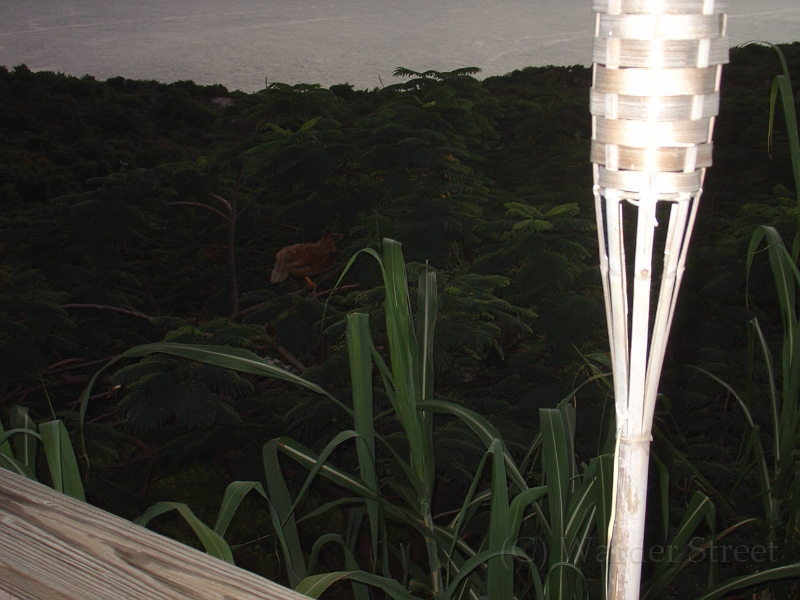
[603,192,632,416]
[597,168,703,195]
[595,116,711,145]
[640,199,689,429]
[593,0,728,13]
[642,190,703,430]
[627,181,658,436]
[591,141,713,171]
[598,13,723,39]
[594,65,718,95]
[592,37,729,68]
[594,186,618,374]
[590,90,719,121]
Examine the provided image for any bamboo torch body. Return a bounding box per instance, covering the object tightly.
[589,1,728,597]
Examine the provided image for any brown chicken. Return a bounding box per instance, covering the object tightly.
[270,232,339,288]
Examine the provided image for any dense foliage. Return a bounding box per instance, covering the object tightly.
[1,42,800,597]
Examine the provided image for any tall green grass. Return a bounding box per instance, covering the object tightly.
[688,42,800,599]
[84,239,608,599]
[76,237,764,598]
[0,404,85,501]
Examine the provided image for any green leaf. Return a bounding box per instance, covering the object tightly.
[644,491,715,599]
[214,481,267,536]
[652,452,670,544]
[764,42,800,217]
[287,430,364,519]
[564,472,596,549]
[38,420,85,502]
[263,439,308,586]
[508,485,548,542]
[540,407,570,599]
[487,438,513,600]
[440,547,529,600]
[10,406,37,469]
[296,571,417,599]
[0,416,13,458]
[299,117,322,131]
[695,563,800,600]
[79,342,350,464]
[135,502,234,564]
[418,399,527,491]
[305,534,369,600]
[591,453,614,550]
[275,437,377,501]
[347,313,383,574]
[0,452,37,480]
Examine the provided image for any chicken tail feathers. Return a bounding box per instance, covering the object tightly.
[271,267,288,283]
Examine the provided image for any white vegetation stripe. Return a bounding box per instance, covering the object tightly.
[669,492,712,550]
[564,479,596,541]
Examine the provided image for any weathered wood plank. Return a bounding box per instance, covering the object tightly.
[0,468,309,600]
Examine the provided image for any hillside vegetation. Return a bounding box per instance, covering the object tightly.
[1,42,799,598]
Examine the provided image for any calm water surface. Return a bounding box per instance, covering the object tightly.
[1,0,798,91]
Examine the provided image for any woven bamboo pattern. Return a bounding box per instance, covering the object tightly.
[590,0,728,597]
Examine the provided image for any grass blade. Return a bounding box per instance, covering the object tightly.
[0,452,37,480]
[540,408,570,599]
[419,399,527,492]
[296,571,418,600]
[564,473,596,545]
[381,239,430,495]
[275,436,377,501]
[508,485,549,543]
[306,533,370,600]
[591,453,614,551]
[0,416,13,458]
[540,409,569,551]
[487,438,513,600]
[263,439,308,585]
[347,313,383,573]
[440,547,529,600]
[38,420,85,502]
[287,430,364,519]
[78,342,350,465]
[645,491,715,597]
[214,480,267,536]
[10,405,37,469]
[135,501,234,564]
[694,563,800,600]
[652,452,670,544]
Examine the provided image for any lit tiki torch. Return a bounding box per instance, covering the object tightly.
[590,0,728,597]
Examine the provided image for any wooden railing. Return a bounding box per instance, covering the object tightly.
[0,468,309,600]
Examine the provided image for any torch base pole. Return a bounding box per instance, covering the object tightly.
[608,434,652,600]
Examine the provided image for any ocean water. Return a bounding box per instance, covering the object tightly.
[1,0,798,92]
